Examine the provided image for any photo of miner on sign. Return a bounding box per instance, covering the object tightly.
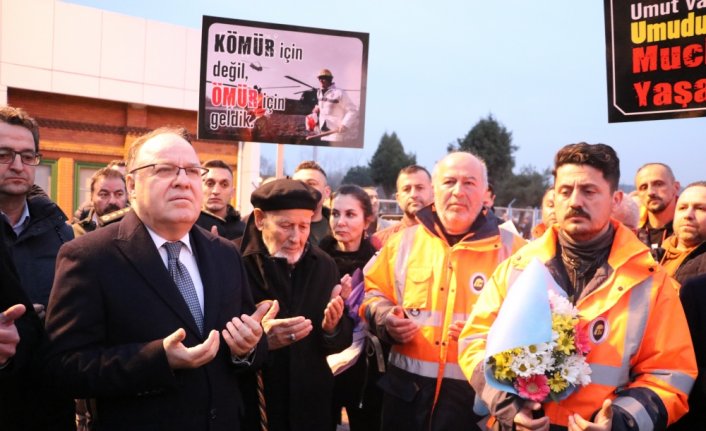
[304,68,359,144]
[198,16,368,149]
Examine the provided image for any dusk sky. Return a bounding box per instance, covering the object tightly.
[70,0,705,190]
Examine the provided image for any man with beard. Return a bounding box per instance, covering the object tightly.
[659,182,706,285]
[196,160,245,240]
[635,163,680,261]
[372,165,434,247]
[237,178,353,431]
[362,153,525,431]
[459,143,696,430]
[72,167,129,237]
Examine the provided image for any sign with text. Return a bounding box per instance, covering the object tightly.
[198,16,368,148]
[604,0,706,122]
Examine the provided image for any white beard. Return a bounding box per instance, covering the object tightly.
[272,249,303,265]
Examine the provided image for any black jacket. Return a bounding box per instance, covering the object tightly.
[1,191,73,307]
[195,205,245,240]
[673,241,706,285]
[237,218,353,431]
[674,273,706,430]
[0,223,74,431]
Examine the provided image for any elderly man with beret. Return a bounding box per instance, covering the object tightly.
[237,178,353,431]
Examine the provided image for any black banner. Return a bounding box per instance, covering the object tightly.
[604,0,706,122]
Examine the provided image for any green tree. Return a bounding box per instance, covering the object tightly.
[369,132,416,196]
[448,114,517,185]
[342,165,374,187]
[495,166,551,207]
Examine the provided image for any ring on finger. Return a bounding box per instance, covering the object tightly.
[289,333,296,342]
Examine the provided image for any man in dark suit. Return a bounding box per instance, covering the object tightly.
[46,127,269,431]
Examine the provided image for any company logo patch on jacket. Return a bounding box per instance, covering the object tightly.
[469,273,487,295]
[589,317,609,344]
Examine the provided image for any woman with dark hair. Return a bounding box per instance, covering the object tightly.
[319,184,385,431]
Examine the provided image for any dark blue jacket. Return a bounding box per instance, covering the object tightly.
[1,191,73,307]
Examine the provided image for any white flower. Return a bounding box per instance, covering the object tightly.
[510,349,537,377]
[559,354,592,386]
[548,290,578,318]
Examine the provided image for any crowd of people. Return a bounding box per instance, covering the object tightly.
[1,103,705,431]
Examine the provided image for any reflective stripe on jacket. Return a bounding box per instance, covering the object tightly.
[458,220,697,428]
[362,208,525,384]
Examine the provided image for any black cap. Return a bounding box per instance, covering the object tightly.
[251,178,320,211]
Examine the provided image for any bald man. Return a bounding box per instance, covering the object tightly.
[361,152,526,431]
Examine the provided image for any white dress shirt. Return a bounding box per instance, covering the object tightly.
[144,226,205,313]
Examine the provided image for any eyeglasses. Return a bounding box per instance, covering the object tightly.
[0,149,42,166]
[129,163,209,180]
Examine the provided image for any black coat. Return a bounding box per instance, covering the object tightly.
[674,241,706,285]
[196,205,245,240]
[674,273,706,429]
[45,211,266,431]
[0,223,74,431]
[237,219,353,431]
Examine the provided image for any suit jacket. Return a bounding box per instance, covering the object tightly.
[46,211,266,431]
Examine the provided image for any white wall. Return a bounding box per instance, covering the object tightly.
[0,0,260,207]
[0,0,201,109]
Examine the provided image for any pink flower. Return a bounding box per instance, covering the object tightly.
[575,325,592,355]
[515,375,550,402]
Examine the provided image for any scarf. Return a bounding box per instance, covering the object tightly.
[557,223,614,302]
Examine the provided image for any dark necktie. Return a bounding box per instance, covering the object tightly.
[164,241,204,335]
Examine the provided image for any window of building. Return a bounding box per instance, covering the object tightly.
[74,162,105,212]
[36,159,58,200]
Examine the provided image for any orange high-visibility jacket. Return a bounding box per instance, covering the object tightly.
[362,210,525,389]
[458,221,697,428]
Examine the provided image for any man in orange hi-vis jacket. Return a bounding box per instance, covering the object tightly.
[459,143,697,431]
[361,152,526,431]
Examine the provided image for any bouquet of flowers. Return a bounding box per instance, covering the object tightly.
[484,259,592,402]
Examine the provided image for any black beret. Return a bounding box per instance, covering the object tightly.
[251,178,321,211]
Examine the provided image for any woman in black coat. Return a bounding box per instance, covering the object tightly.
[319,185,387,431]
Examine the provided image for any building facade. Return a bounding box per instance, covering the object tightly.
[0,0,260,217]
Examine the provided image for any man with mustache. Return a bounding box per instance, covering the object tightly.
[658,182,706,286]
[372,164,434,247]
[635,163,680,261]
[459,143,696,430]
[72,167,129,237]
[362,152,526,431]
[237,178,353,431]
